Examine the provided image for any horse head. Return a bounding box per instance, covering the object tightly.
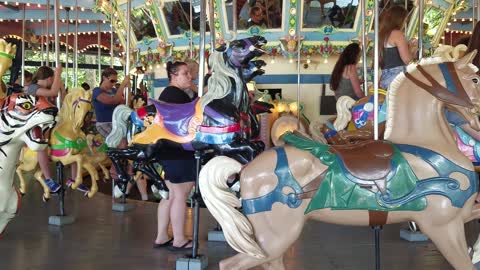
[227,36,267,68]
[0,94,57,151]
[443,51,480,131]
[58,88,92,132]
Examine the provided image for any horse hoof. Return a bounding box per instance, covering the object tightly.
[113,185,125,199]
[159,190,169,200]
[42,195,50,203]
[408,221,418,232]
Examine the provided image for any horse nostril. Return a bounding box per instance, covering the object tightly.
[43,107,58,116]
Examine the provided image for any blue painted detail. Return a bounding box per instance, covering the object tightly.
[377,177,470,209]
[395,144,478,208]
[439,63,458,94]
[323,121,337,138]
[194,132,235,144]
[242,147,303,215]
[130,112,144,128]
[378,99,388,123]
[325,121,336,131]
[324,129,338,138]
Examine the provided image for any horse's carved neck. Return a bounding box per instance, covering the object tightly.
[385,72,471,168]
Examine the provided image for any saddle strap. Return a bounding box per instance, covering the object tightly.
[297,170,327,200]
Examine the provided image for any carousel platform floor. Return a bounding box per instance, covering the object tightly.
[1,174,480,270]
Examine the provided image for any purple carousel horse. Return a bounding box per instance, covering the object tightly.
[105,36,270,197]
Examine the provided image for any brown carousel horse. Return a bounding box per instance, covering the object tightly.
[199,52,480,269]
[312,89,387,145]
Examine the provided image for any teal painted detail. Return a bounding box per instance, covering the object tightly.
[241,147,303,215]
[439,63,458,94]
[305,144,426,213]
[281,131,335,165]
[394,144,478,208]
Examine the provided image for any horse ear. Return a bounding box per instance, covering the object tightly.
[455,50,477,69]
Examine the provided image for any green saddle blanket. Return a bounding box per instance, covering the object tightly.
[281,132,427,213]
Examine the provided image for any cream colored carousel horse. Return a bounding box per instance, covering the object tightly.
[0,39,16,98]
[16,88,99,199]
[199,52,480,270]
[0,94,57,234]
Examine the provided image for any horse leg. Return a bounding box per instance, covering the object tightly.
[15,164,27,195]
[81,161,99,198]
[261,255,285,270]
[219,254,268,270]
[421,218,474,270]
[33,167,49,201]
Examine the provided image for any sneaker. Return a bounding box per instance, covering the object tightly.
[66,178,89,196]
[44,178,61,193]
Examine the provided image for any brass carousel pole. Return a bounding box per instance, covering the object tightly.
[48,0,75,226]
[112,0,136,212]
[175,0,208,268]
[372,0,382,268]
[21,4,25,88]
[46,0,50,66]
[74,1,79,87]
[361,0,368,96]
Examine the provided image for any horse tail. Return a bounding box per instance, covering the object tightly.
[106,105,132,148]
[333,96,356,130]
[199,156,267,259]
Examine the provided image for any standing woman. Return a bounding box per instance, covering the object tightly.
[379,5,417,90]
[26,65,66,193]
[330,43,365,100]
[154,61,196,251]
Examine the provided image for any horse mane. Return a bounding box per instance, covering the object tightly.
[384,56,478,138]
[200,50,243,108]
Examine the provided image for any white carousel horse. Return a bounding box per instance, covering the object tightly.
[199,52,480,270]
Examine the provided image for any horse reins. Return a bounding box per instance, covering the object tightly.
[404,62,474,108]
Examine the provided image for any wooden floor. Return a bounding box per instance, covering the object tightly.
[1,174,480,270]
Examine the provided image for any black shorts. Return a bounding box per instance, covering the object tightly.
[159,159,196,183]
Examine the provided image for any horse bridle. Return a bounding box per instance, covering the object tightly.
[404,62,474,108]
[72,97,91,115]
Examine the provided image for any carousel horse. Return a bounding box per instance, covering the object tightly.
[0,39,16,98]
[198,52,480,270]
[106,36,269,197]
[84,134,110,181]
[313,90,387,145]
[16,88,100,199]
[0,94,57,234]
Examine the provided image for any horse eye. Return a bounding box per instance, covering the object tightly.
[473,78,479,84]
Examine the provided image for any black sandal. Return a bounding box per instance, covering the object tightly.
[167,240,193,252]
[153,238,173,249]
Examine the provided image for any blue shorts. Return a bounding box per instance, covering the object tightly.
[159,159,196,183]
[380,66,405,90]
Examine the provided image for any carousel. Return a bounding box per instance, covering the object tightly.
[0,0,480,269]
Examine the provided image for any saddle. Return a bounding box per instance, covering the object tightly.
[330,140,394,193]
[150,98,200,137]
